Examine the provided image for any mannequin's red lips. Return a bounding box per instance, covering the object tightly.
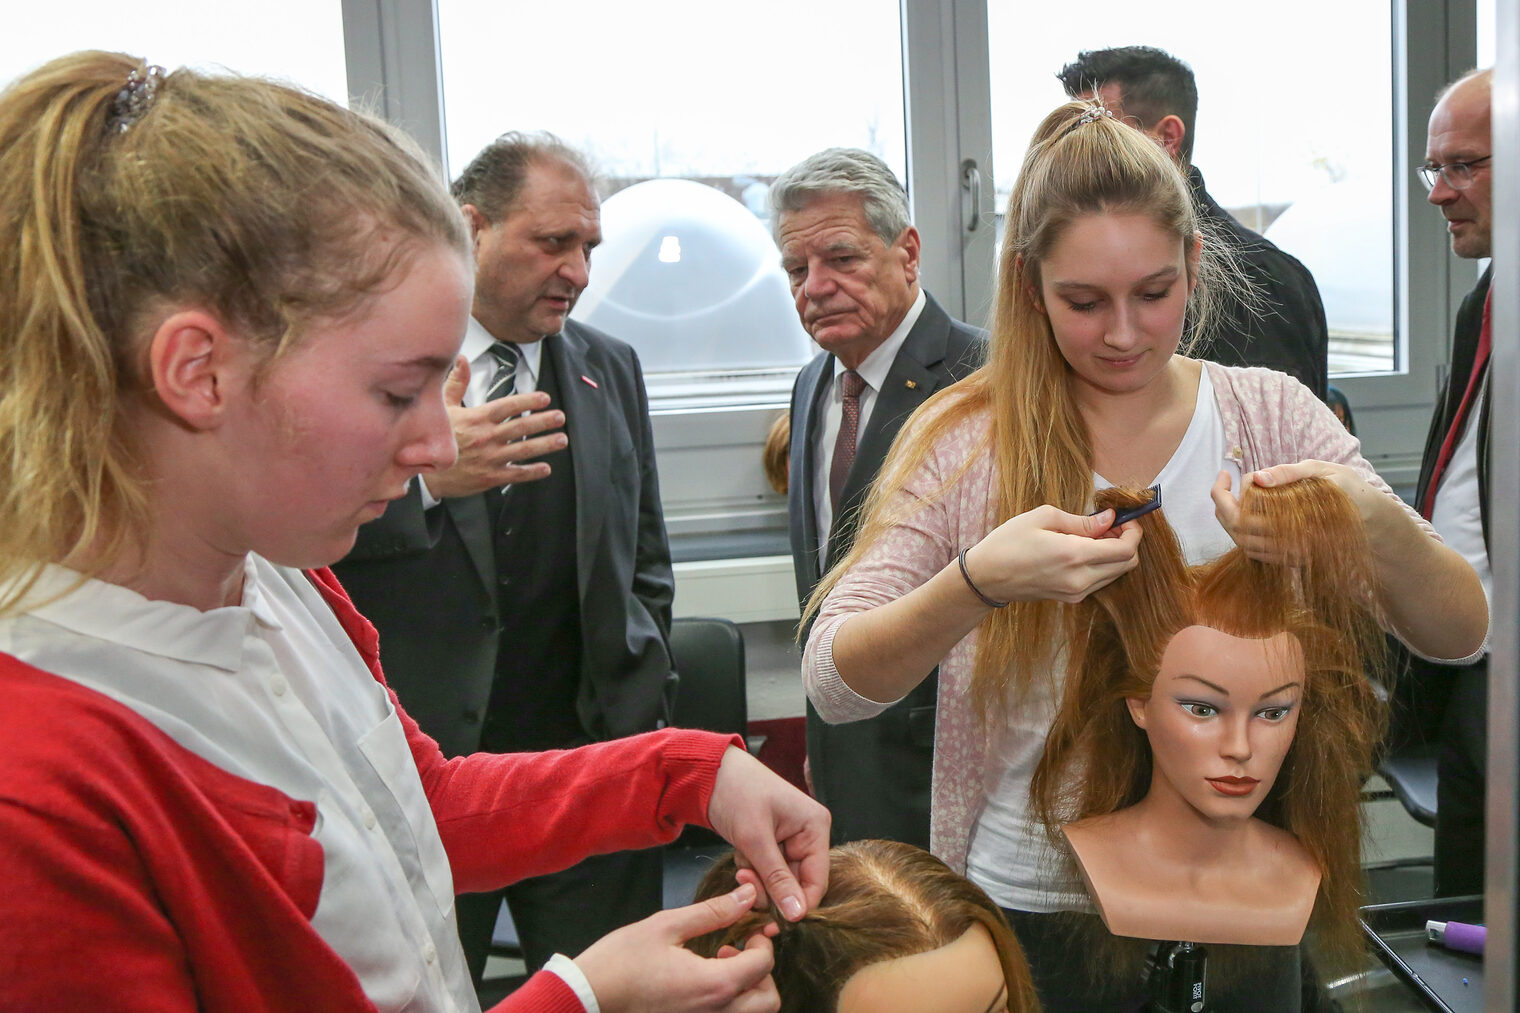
[1207,776,1259,797]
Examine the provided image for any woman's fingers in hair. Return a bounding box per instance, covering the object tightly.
[971,505,1141,605]
[1212,470,1271,558]
[708,746,831,922]
[575,883,782,1013]
[1219,464,1354,564]
[678,883,764,942]
[1246,460,1334,489]
[728,868,783,937]
[1251,459,1383,532]
[1210,469,1245,526]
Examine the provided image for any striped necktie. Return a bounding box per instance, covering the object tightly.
[485,341,520,401]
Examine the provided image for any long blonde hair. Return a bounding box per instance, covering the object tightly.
[0,52,468,613]
[806,100,1244,718]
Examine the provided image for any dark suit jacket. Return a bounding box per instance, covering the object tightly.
[1416,266,1493,545]
[789,292,986,847]
[1393,266,1493,747]
[1190,166,1331,400]
[333,319,675,759]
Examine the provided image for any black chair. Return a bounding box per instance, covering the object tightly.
[668,616,747,848]
[1376,742,1440,828]
[670,616,747,735]
[1375,651,1441,831]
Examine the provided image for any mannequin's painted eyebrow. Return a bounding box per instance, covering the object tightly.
[1175,674,1302,699]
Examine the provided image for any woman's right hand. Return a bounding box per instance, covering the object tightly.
[573,882,781,1013]
[962,505,1141,605]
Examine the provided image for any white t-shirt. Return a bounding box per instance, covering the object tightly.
[965,365,1240,912]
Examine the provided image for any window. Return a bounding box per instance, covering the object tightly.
[436,0,906,402]
[572,179,813,407]
[985,1,1396,375]
[2,1,348,103]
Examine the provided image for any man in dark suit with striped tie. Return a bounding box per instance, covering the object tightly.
[1413,67,1494,897]
[333,133,676,992]
[775,148,985,849]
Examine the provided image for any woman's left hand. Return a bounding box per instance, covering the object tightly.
[1210,460,1387,563]
[705,746,830,923]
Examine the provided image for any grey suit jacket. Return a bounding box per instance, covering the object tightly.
[333,319,675,758]
[787,291,985,846]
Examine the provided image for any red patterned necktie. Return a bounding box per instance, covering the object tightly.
[1422,288,1493,519]
[829,370,868,514]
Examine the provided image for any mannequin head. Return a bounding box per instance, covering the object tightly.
[1127,623,1305,825]
[1034,478,1387,962]
[687,840,1040,1012]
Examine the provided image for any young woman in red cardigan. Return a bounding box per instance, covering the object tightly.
[0,51,827,1013]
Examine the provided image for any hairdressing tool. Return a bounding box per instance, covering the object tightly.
[1094,484,1163,527]
[1427,919,1485,956]
[1145,939,1208,1013]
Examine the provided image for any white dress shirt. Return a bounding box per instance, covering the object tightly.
[812,289,927,560]
[420,317,547,509]
[1431,385,1494,639]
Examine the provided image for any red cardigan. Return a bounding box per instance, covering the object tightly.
[0,567,735,1012]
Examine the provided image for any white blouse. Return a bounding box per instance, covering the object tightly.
[0,558,476,1012]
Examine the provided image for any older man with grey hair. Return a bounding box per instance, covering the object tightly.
[777,148,985,848]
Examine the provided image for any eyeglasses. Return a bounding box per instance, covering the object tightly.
[1418,155,1492,192]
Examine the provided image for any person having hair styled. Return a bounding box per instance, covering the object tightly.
[802,99,1486,1012]
[0,51,829,1013]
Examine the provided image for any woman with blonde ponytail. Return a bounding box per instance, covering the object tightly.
[0,52,828,1013]
[803,100,1487,1010]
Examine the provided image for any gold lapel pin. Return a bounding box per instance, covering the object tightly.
[905,379,918,390]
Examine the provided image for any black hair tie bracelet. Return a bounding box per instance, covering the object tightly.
[958,547,1009,609]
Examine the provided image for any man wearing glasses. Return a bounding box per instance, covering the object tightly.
[1413,66,1493,898]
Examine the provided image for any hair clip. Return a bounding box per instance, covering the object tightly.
[108,64,165,135]
[1078,105,1115,126]
[1061,102,1116,138]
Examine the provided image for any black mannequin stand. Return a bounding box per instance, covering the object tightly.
[1145,940,1210,1013]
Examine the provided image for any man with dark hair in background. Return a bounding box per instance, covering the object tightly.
[1414,67,1494,898]
[1058,46,1330,399]
[775,147,985,850]
[333,132,675,993]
